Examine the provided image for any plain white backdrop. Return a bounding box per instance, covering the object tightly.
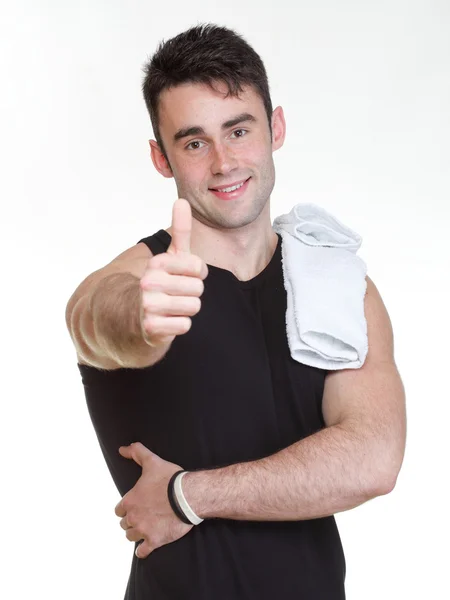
[1,0,449,598]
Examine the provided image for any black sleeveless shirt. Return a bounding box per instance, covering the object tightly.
[77,229,346,599]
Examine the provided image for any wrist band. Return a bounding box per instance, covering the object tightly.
[168,470,192,524]
[174,471,204,525]
[167,470,204,526]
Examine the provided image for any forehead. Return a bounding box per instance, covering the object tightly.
[158,81,265,136]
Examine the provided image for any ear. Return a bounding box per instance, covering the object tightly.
[271,106,286,152]
[149,140,173,178]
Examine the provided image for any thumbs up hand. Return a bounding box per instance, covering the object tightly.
[139,199,208,348]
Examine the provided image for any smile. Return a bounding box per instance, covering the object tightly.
[213,181,245,193]
[209,177,251,201]
[210,178,249,193]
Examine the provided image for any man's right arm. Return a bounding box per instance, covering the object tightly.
[66,199,207,371]
[66,243,171,370]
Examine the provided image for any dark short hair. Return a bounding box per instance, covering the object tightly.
[141,23,273,162]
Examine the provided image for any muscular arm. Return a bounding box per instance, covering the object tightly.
[183,276,407,521]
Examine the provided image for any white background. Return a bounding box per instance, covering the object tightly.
[1,0,449,598]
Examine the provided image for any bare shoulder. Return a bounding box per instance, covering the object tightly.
[107,241,154,275]
[69,241,153,303]
[361,275,394,363]
[322,275,403,427]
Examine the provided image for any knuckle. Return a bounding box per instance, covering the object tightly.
[141,316,153,336]
[127,510,138,526]
[127,529,141,542]
[142,314,157,330]
[141,270,165,292]
[142,292,162,312]
[148,254,165,271]
[127,515,136,528]
[147,316,164,336]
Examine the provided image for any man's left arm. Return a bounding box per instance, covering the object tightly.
[183,276,407,521]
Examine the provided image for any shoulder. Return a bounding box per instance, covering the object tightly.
[108,241,154,274]
[70,241,154,303]
[362,275,394,364]
[322,274,401,427]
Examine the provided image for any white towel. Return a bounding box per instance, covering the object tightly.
[272,203,368,370]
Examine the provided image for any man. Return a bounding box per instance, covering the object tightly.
[66,23,406,599]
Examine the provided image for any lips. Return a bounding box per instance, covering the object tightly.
[209,177,251,201]
[209,178,249,192]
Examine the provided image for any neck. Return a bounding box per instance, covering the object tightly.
[166,204,279,282]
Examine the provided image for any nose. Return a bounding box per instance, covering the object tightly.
[210,142,238,176]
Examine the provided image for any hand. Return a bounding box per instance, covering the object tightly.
[139,198,208,348]
[115,442,194,559]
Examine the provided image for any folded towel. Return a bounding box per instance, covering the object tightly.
[272,203,368,370]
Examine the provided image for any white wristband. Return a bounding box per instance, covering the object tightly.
[174,472,204,525]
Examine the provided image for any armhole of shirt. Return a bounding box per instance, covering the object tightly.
[137,229,171,257]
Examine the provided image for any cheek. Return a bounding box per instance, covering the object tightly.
[239,136,270,164]
[176,164,209,191]
[172,154,203,181]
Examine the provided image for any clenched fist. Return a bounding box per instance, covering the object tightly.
[139,199,208,348]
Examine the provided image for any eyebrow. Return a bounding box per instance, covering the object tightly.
[173,112,257,143]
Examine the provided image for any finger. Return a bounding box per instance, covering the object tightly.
[142,292,201,317]
[141,315,192,340]
[135,540,153,559]
[141,268,206,295]
[119,442,153,466]
[146,251,208,288]
[167,199,192,255]
[146,253,207,279]
[126,528,143,543]
[115,500,126,518]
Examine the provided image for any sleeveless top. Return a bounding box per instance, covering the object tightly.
[77,229,346,600]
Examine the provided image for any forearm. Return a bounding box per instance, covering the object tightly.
[183,421,396,521]
[73,273,170,369]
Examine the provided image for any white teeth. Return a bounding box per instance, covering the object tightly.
[217,181,245,193]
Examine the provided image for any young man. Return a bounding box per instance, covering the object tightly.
[66,24,406,600]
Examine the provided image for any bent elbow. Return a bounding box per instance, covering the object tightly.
[371,463,401,497]
[377,474,397,496]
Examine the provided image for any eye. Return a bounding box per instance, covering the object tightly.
[185,140,205,151]
[231,128,248,139]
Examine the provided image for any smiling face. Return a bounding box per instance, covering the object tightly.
[150,81,285,231]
